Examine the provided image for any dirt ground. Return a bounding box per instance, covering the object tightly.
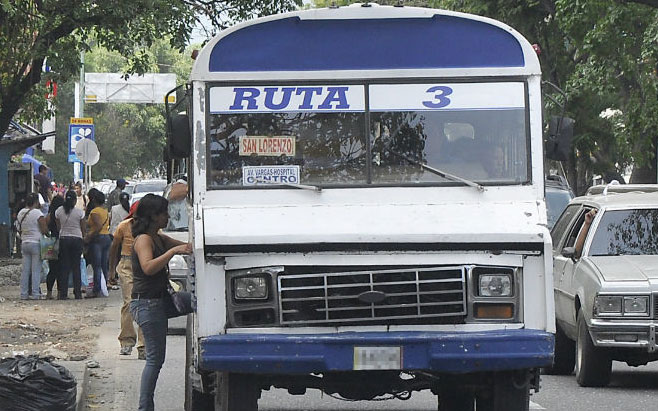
[0,259,110,361]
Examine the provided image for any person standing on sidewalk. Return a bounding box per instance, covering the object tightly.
[129,194,192,411]
[109,201,145,359]
[44,195,64,299]
[16,193,48,300]
[85,188,111,298]
[34,165,52,214]
[109,192,130,236]
[108,192,131,286]
[74,181,87,211]
[107,178,128,210]
[56,190,87,299]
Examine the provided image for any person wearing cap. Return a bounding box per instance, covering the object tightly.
[107,178,128,210]
[109,201,145,358]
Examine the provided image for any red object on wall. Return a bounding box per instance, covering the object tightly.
[45,80,58,99]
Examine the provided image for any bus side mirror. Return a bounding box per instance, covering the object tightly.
[545,116,574,161]
[561,246,576,259]
[166,113,191,158]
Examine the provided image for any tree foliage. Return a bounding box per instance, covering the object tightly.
[312,0,658,192]
[41,39,194,182]
[0,0,301,140]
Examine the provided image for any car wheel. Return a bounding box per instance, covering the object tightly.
[575,310,611,387]
[544,323,575,375]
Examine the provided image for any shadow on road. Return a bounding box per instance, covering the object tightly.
[608,370,658,389]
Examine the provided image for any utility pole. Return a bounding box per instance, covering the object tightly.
[74,51,85,185]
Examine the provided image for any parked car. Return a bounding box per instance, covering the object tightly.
[547,189,658,387]
[546,175,574,230]
[586,182,658,196]
[129,179,167,205]
[92,180,114,195]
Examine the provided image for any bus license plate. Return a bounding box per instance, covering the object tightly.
[353,346,401,370]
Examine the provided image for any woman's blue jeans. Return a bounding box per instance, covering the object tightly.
[20,242,41,299]
[88,234,111,294]
[130,292,191,411]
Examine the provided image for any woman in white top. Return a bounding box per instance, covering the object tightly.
[56,190,87,299]
[109,192,130,236]
[16,193,47,300]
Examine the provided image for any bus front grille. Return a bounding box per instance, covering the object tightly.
[278,266,467,326]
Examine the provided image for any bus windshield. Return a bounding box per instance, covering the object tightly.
[207,82,528,189]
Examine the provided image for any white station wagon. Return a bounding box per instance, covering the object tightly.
[548,186,658,387]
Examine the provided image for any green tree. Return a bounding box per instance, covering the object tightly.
[311,0,658,192]
[41,39,196,182]
[0,0,302,140]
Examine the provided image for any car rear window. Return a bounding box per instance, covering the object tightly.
[589,209,658,256]
[134,182,166,193]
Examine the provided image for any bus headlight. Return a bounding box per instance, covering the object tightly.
[234,276,269,300]
[478,274,512,297]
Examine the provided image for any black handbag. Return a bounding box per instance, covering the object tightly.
[166,284,193,315]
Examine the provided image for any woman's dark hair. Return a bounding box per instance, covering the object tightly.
[48,195,64,234]
[49,195,64,217]
[85,188,105,217]
[131,194,168,237]
[119,192,130,213]
[25,193,40,207]
[63,190,77,214]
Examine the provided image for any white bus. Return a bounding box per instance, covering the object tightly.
[170,4,558,410]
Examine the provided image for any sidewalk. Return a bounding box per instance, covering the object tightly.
[56,360,89,411]
[0,282,112,411]
[79,283,186,410]
[79,286,145,410]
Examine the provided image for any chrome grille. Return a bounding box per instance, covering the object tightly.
[278,267,467,325]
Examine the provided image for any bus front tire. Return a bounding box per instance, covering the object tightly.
[544,324,576,375]
[184,315,213,411]
[438,388,475,411]
[214,372,260,411]
[476,371,530,411]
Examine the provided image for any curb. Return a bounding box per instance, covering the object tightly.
[77,363,90,411]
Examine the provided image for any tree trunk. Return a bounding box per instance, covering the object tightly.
[0,58,45,139]
[630,136,657,183]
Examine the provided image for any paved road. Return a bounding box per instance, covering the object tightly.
[89,332,658,410]
[84,292,658,410]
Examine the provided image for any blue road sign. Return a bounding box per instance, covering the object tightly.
[68,124,95,162]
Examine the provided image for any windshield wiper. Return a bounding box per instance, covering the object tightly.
[281,182,322,193]
[254,178,322,193]
[391,151,485,192]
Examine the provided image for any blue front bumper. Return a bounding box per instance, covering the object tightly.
[199,329,554,374]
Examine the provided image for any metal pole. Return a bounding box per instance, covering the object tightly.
[74,51,85,186]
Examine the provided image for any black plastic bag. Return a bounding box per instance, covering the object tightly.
[0,355,76,411]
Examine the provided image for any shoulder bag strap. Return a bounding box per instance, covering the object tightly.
[18,209,32,233]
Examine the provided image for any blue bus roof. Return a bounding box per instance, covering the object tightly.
[192,5,540,81]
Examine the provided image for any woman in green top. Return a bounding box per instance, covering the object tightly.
[85,188,111,297]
